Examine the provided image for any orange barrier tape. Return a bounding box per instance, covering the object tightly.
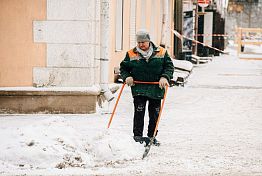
[194,34,229,37]
[172,29,228,54]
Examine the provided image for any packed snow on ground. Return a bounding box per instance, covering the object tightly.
[0,46,262,176]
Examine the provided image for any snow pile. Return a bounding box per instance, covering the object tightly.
[0,85,100,94]
[89,130,143,161]
[0,117,90,170]
[0,116,143,173]
[172,59,193,72]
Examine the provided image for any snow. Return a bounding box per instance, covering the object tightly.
[173,59,193,72]
[1,46,262,175]
[0,86,101,93]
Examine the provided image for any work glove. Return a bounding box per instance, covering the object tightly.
[125,76,134,86]
[159,77,169,89]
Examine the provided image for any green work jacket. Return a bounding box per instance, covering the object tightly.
[120,42,174,99]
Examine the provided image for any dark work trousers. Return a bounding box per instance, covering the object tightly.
[133,95,161,137]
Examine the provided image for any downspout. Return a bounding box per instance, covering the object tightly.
[100,0,114,102]
[160,0,169,48]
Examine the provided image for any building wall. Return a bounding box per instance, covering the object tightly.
[0,0,174,86]
[109,0,174,82]
[0,0,46,87]
[33,0,99,87]
[109,0,130,83]
[225,2,262,40]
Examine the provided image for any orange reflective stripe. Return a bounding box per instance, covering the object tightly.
[127,49,139,58]
[155,47,166,57]
[128,47,166,58]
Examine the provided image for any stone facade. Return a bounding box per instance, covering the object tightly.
[0,88,99,114]
[33,0,100,87]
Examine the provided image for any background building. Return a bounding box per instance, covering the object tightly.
[0,0,174,113]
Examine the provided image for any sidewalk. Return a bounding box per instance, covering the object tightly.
[0,51,262,175]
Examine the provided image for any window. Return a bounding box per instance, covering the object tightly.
[140,0,147,29]
[115,0,124,51]
[129,0,137,48]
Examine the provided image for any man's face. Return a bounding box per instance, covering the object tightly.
[137,41,150,51]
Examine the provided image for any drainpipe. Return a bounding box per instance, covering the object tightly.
[100,0,114,102]
[160,0,169,48]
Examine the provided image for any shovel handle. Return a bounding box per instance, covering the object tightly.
[153,85,168,137]
[133,81,159,85]
[107,83,126,128]
[107,81,168,129]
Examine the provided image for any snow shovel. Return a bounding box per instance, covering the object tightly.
[142,84,169,159]
[107,81,161,128]
[106,81,169,158]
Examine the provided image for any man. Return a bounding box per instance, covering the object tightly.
[120,29,174,145]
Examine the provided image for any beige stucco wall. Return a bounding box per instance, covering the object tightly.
[109,0,173,83]
[109,0,130,83]
[0,0,46,87]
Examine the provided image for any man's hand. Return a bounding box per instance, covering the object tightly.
[125,76,134,86]
[159,77,169,89]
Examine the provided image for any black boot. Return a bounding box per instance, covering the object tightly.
[133,136,151,145]
[150,137,160,146]
[133,136,144,144]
